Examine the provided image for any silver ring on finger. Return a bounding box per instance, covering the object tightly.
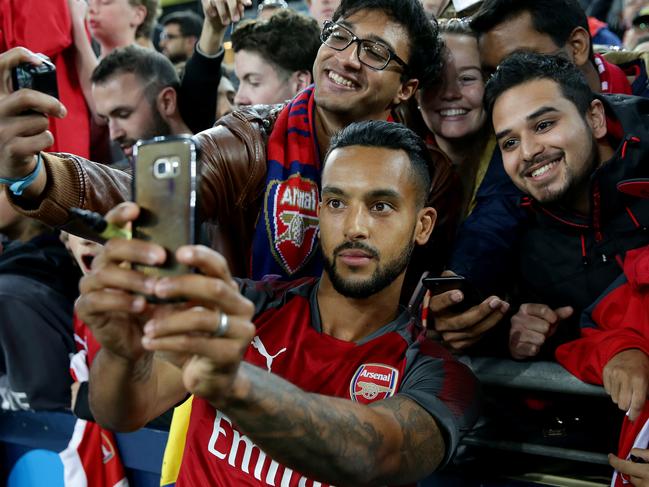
[213,311,229,337]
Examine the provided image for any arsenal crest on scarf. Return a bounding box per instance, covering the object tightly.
[265,174,320,275]
[252,86,323,279]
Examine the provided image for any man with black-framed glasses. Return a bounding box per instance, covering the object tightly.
[0,0,458,299]
[320,19,409,72]
[160,10,204,67]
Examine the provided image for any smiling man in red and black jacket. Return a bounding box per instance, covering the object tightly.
[481,52,649,360]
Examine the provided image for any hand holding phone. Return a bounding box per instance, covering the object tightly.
[12,53,59,100]
[421,275,483,311]
[421,274,509,352]
[132,135,199,280]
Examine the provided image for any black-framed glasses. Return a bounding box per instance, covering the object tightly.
[160,32,184,41]
[320,20,409,73]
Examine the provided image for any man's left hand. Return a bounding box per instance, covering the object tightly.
[140,245,256,406]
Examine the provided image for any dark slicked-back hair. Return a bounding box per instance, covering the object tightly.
[232,9,320,78]
[484,52,593,118]
[471,0,591,55]
[332,0,443,88]
[91,45,180,105]
[162,10,203,38]
[326,120,433,207]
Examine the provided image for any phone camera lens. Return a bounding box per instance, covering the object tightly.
[154,159,170,178]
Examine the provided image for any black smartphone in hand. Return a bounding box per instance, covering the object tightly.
[421,275,483,312]
[12,53,59,100]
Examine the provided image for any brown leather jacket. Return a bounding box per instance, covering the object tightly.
[10,104,461,294]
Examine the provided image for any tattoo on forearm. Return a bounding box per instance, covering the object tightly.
[225,364,443,486]
[132,352,154,383]
[376,395,445,483]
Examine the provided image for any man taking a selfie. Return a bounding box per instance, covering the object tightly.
[76,121,480,486]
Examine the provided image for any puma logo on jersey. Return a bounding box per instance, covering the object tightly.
[251,336,287,372]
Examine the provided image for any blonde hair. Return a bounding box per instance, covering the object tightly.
[130,0,161,40]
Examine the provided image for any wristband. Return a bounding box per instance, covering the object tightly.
[0,153,42,196]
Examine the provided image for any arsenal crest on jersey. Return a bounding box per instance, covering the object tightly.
[350,363,399,404]
[264,174,320,275]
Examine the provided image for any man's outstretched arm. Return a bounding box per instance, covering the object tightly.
[140,243,478,485]
[225,363,446,486]
[0,48,131,228]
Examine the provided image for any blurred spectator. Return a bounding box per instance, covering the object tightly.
[588,15,623,46]
[136,1,162,49]
[305,0,340,25]
[471,0,635,95]
[69,0,162,163]
[231,9,320,105]
[624,5,649,48]
[416,18,492,216]
[216,70,236,119]
[87,0,159,56]
[90,45,191,158]
[621,0,648,33]
[0,187,81,410]
[257,0,288,20]
[70,0,224,164]
[160,10,203,66]
[0,0,91,157]
[412,18,516,352]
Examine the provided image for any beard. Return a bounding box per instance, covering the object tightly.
[523,136,599,207]
[142,108,172,139]
[322,238,415,299]
[116,107,172,158]
[549,138,599,207]
[167,51,188,65]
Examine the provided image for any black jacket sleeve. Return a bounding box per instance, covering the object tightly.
[179,47,225,134]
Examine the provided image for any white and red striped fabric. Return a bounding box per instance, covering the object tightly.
[59,315,129,487]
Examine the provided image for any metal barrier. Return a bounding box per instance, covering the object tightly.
[459,357,613,479]
[468,357,607,397]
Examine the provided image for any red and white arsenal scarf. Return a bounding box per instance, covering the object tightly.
[250,85,322,280]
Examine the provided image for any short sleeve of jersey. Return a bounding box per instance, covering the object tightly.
[397,339,481,469]
[237,277,316,318]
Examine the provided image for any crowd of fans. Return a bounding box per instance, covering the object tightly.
[3,0,649,485]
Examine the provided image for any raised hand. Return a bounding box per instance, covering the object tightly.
[0,48,66,181]
[76,202,165,362]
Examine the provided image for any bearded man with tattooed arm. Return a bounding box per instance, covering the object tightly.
[78,121,480,486]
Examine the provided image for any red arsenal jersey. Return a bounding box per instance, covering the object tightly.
[176,278,480,486]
